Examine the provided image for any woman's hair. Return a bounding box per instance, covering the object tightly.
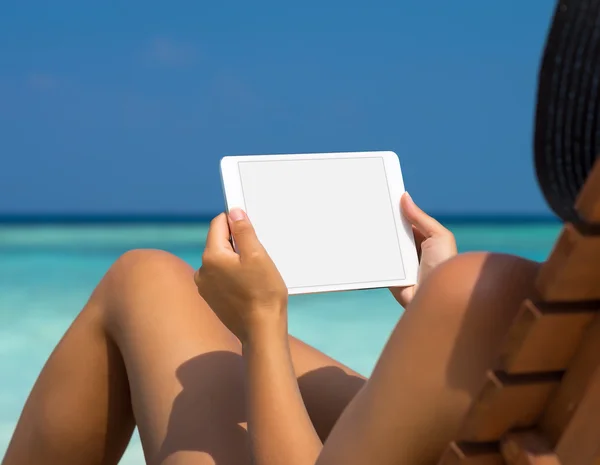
[534,0,600,223]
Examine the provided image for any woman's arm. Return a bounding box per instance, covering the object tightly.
[244,319,322,465]
[195,211,323,465]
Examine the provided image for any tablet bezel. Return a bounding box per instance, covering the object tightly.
[220,151,418,295]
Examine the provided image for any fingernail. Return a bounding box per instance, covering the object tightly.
[229,208,246,222]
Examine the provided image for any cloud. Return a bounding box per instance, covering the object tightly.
[27,73,58,90]
[213,73,264,112]
[145,37,197,67]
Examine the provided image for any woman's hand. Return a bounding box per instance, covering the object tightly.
[194,209,288,344]
[389,193,458,308]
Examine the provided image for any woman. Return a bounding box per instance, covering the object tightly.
[3,1,596,464]
[5,187,533,465]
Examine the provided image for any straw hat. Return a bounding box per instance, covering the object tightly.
[534,0,600,223]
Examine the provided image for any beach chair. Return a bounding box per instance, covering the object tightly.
[437,159,600,465]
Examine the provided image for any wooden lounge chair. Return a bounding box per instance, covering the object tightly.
[436,2,600,464]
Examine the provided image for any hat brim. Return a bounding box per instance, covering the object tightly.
[535,0,600,223]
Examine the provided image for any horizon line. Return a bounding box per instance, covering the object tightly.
[0,212,560,225]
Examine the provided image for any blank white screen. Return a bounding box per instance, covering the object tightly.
[238,157,405,290]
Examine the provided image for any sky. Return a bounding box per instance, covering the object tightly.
[0,1,557,216]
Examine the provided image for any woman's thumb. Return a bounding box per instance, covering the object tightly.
[228,208,261,256]
[400,192,444,238]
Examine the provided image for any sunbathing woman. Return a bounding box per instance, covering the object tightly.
[2,1,595,464]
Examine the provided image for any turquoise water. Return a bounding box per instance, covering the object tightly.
[0,222,560,463]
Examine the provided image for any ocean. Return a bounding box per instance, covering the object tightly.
[0,221,561,463]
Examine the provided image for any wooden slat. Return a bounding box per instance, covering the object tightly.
[535,224,600,302]
[575,159,600,223]
[495,300,596,374]
[554,367,600,465]
[438,441,504,465]
[501,431,560,465]
[458,371,561,442]
[540,314,600,444]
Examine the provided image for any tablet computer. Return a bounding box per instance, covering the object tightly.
[220,151,418,295]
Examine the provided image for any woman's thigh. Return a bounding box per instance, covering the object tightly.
[317,252,541,465]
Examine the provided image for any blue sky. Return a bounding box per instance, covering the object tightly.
[0,1,556,215]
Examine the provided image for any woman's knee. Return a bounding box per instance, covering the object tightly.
[414,251,540,317]
[104,249,194,295]
[95,249,200,333]
[413,251,540,390]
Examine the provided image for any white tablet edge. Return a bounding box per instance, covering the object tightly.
[220,151,419,295]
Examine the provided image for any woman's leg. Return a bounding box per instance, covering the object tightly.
[2,249,365,465]
[318,252,541,465]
